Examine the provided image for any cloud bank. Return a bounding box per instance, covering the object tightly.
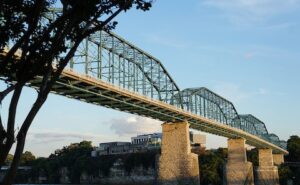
[27,130,112,144]
[110,116,162,136]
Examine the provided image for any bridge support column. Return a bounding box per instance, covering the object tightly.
[273,153,284,166]
[158,121,200,185]
[225,138,254,185]
[256,149,279,185]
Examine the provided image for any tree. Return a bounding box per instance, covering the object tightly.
[0,0,152,184]
[29,140,95,184]
[286,135,300,185]
[4,154,13,166]
[278,165,293,185]
[51,141,94,183]
[199,149,227,185]
[247,148,258,166]
[286,135,300,162]
[20,151,36,165]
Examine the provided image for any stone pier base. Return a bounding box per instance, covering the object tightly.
[273,153,284,166]
[158,121,200,185]
[225,138,254,185]
[256,149,279,185]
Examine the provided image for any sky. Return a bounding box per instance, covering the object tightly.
[1,0,300,157]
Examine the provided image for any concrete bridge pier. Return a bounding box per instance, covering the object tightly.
[225,138,254,185]
[255,149,280,185]
[158,121,200,185]
[273,153,284,166]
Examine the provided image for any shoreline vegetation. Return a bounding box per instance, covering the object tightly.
[2,135,300,185]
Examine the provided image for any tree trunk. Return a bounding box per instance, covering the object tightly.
[1,132,27,185]
[1,92,48,184]
[0,85,16,167]
[0,141,14,168]
[0,84,16,103]
[0,84,23,168]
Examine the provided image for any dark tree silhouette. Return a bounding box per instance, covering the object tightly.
[0,0,152,184]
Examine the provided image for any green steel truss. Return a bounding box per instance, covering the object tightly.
[171,87,241,127]
[239,115,286,149]
[171,88,286,149]
[0,9,287,151]
[70,31,180,104]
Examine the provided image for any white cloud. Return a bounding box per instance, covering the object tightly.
[110,116,162,137]
[202,0,300,25]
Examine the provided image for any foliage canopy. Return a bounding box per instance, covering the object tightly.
[0,0,152,184]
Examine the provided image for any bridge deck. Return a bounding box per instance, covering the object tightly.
[28,69,287,154]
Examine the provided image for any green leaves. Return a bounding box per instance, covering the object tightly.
[20,151,36,165]
[0,0,153,83]
[199,149,227,185]
[287,135,300,162]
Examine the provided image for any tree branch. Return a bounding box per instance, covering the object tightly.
[0,1,44,73]
[6,83,23,144]
[0,84,16,143]
[16,38,83,139]
[0,115,5,143]
[83,8,123,36]
[0,84,16,103]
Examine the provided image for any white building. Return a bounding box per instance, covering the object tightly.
[131,133,162,145]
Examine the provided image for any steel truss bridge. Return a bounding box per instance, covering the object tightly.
[0,15,287,155]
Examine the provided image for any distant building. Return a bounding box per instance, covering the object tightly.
[92,132,206,156]
[92,142,132,156]
[131,133,162,145]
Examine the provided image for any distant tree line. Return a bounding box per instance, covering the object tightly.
[4,135,300,184]
[5,141,157,184]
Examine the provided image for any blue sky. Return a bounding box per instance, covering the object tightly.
[1,0,300,156]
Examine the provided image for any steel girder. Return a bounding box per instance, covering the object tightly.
[279,140,287,149]
[239,115,287,149]
[239,114,268,137]
[70,31,180,104]
[171,87,241,128]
